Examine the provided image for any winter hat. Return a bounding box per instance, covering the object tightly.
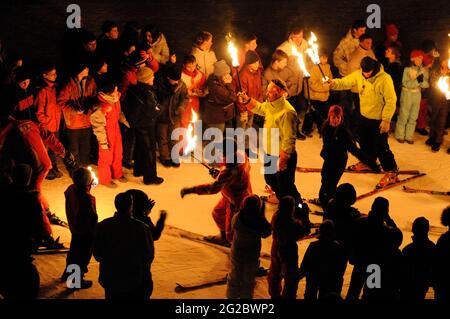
[410,50,424,60]
[421,39,437,54]
[245,50,259,65]
[166,66,182,81]
[91,56,107,74]
[213,59,231,77]
[360,56,377,72]
[14,66,31,83]
[422,54,433,67]
[136,66,154,83]
[271,78,288,92]
[385,23,399,37]
[72,167,93,188]
[81,31,96,44]
[241,195,262,215]
[127,50,147,67]
[328,105,344,118]
[335,183,357,206]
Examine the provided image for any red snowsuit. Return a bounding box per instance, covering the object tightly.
[90,95,124,184]
[180,68,206,127]
[191,152,252,241]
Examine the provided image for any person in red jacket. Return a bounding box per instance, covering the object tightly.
[62,167,98,289]
[35,64,65,179]
[90,79,129,188]
[58,63,97,167]
[180,139,252,246]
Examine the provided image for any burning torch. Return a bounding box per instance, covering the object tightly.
[305,32,329,82]
[437,57,450,100]
[226,33,242,92]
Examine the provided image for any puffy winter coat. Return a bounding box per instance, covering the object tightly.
[347,46,377,93]
[262,65,297,98]
[237,66,264,112]
[333,30,360,77]
[155,79,189,124]
[58,76,97,129]
[64,184,98,235]
[123,82,160,128]
[35,80,61,133]
[277,39,309,96]
[152,33,170,64]
[191,46,217,79]
[331,66,397,122]
[203,75,236,124]
[305,63,333,102]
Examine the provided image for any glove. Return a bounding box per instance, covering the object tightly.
[180,187,196,198]
[379,120,390,134]
[159,210,167,223]
[279,150,290,171]
[417,74,424,83]
[209,168,220,179]
[240,111,248,126]
[146,198,156,213]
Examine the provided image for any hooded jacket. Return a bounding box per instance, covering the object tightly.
[35,80,61,133]
[123,82,160,128]
[331,66,397,122]
[203,75,236,124]
[154,78,189,124]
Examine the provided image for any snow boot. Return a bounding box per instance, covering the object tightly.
[348,161,373,172]
[376,171,399,189]
[42,235,66,250]
[63,152,78,177]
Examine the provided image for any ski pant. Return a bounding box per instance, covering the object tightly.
[98,136,123,185]
[0,262,40,299]
[338,90,354,130]
[226,257,259,299]
[302,101,325,135]
[64,232,94,275]
[288,95,305,134]
[268,245,300,299]
[212,197,242,241]
[264,151,301,203]
[395,90,421,141]
[157,121,180,161]
[358,116,397,172]
[346,263,367,300]
[319,156,347,208]
[67,128,91,166]
[105,270,153,299]
[429,96,449,145]
[351,93,361,138]
[134,126,158,183]
[121,124,135,166]
[416,98,429,130]
[236,112,255,151]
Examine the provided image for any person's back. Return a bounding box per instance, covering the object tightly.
[434,206,450,300]
[93,193,154,298]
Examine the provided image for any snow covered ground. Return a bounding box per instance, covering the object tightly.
[38,132,449,299]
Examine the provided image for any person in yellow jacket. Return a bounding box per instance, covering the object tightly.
[239,79,301,205]
[330,57,399,188]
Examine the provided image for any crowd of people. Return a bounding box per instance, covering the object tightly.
[0,16,449,300]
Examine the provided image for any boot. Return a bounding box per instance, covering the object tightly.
[347,161,372,172]
[63,152,78,176]
[42,235,66,250]
[45,169,57,180]
[376,171,399,189]
[46,209,69,227]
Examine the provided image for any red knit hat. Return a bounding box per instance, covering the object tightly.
[328,105,344,118]
[410,50,424,60]
[386,24,399,37]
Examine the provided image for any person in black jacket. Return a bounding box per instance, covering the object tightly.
[124,66,163,185]
[125,189,167,241]
[319,105,379,208]
[434,206,450,300]
[401,216,436,300]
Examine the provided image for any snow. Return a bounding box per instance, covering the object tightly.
[38,132,449,299]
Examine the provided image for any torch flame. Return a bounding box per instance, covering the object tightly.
[227,33,240,68]
[87,166,99,188]
[306,32,320,65]
[437,76,450,100]
[291,44,310,77]
[184,110,198,155]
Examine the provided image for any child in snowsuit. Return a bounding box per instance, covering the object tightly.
[268,196,310,299]
[298,220,347,300]
[62,167,98,289]
[90,79,129,188]
[319,105,379,207]
[395,50,429,144]
[227,195,271,299]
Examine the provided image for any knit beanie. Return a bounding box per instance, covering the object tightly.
[166,66,182,81]
[410,50,424,60]
[136,66,154,83]
[360,56,377,72]
[245,50,259,65]
[128,50,148,67]
[213,59,231,77]
[385,24,399,37]
[15,67,31,83]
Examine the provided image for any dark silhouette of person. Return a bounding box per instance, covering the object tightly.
[401,217,436,300]
[298,220,347,300]
[125,189,166,241]
[93,192,154,299]
[323,183,361,258]
[0,164,44,299]
[434,206,450,300]
[268,196,310,299]
[346,197,398,300]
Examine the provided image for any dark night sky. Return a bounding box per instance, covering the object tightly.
[0,0,448,67]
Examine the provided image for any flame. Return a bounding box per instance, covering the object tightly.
[184,110,198,155]
[306,32,320,65]
[437,76,450,100]
[227,33,240,68]
[87,166,99,188]
[291,44,310,77]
